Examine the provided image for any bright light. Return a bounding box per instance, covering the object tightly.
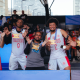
[48,0,74,15]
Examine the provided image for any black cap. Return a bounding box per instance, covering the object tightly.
[46,18,59,27]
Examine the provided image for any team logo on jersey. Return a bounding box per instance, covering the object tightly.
[63,62,65,65]
[48,37,50,40]
[32,43,40,53]
[12,34,20,38]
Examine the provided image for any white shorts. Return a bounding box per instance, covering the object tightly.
[48,56,70,70]
[9,53,27,70]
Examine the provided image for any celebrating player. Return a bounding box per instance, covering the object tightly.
[3,19,27,70]
[45,18,72,79]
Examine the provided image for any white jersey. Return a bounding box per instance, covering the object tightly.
[11,29,26,56]
[47,29,67,59]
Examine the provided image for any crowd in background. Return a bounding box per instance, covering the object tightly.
[0,10,44,40]
[66,29,80,61]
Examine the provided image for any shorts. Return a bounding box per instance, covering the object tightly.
[48,56,70,70]
[9,53,27,70]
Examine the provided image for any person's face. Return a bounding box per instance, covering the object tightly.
[49,22,57,32]
[16,20,23,28]
[13,23,16,26]
[13,11,16,14]
[22,11,24,14]
[34,32,42,41]
[9,25,12,30]
[76,31,79,36]
[37,25,39,29]
[7,19,9,22]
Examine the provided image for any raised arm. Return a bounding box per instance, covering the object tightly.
[0,32,5,48]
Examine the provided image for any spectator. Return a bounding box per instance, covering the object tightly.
[24,23,35,40]
[23,23,28,30]
[66,29,71,60]
[8,24,12,32]
[11,10,19,24]
[9,16,13,24]
[24,31,46,70]
[20,10,28,23]
[4,18,10,28]
[71,30,79,61]
[35,24,42,32]
[1,15,6,26]
[76,35,80,52]
[12,22,17,29]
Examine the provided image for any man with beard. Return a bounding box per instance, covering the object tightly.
[24,31,47,70]
[45,18,72,80]
[3,19,27,70]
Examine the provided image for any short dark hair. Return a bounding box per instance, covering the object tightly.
[24,23,31,28]
[13,10,17,12]
[35,31,42,36]
[46,17,59,27]
[7,18,10,20]
[9,23,12,26]
[17,19,24,24]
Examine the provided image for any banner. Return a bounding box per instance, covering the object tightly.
[66,15,80,25]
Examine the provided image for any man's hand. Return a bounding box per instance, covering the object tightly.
[3,27,10,36]
[42,39,48,47]
[22,30,28,38]
[1,32,5,38]
[26,36,32,44]
[67,40,76,47]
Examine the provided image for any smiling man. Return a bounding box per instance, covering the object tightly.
[45,18,72,79]
[3,19,27,70]
[24,31,47,70]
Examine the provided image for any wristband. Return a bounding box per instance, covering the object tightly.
[61,45,66,49]
[63,46,66,49]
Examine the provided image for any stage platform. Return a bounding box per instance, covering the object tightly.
[0,70,70,80]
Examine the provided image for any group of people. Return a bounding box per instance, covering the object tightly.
[66,29,80,61]
[0,10,79,80]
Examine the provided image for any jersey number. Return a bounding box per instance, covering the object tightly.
[54,44,57,50]
[17,43,20,48]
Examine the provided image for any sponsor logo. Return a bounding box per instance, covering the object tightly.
[63,62,65,65]
[55,38,61,43]
[48,37,50,40]
[12,34,20,38]
[13,38,24,43]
